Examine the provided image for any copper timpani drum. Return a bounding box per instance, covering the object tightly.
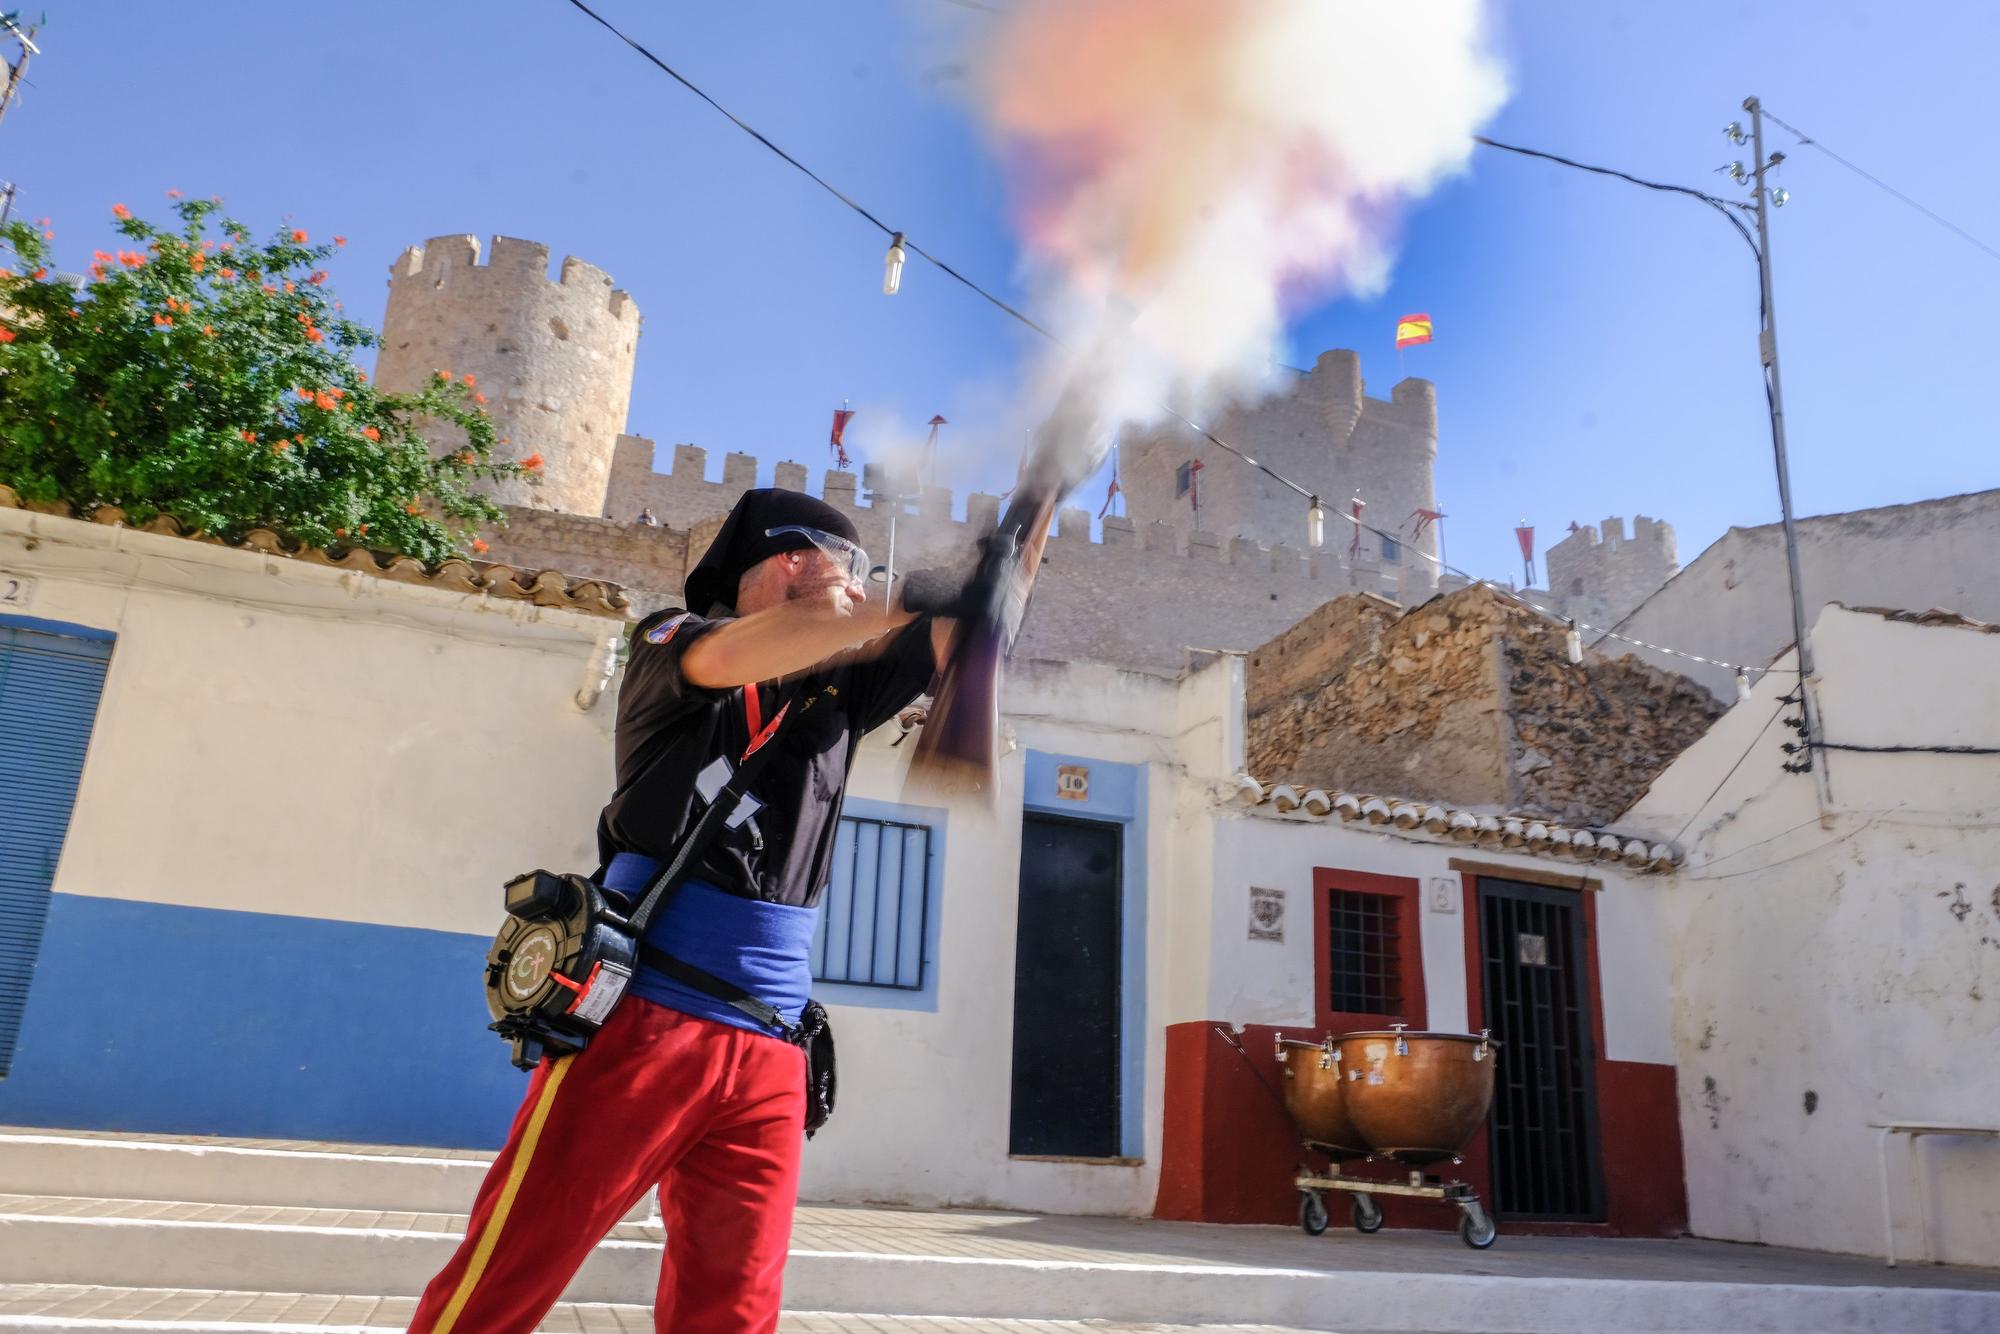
[1333,1026,1498,1166]
[1275,1036,1366,1156]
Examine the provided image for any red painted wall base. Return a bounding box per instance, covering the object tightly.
[1153,1019,1688,1236]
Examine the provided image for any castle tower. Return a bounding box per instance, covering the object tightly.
[1119,350,1439,594]
[375,235,641,516]
[1546,515,1678,632]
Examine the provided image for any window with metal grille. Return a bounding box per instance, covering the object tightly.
[811,814,933,990]
[1324,889,1402,1015]
[1380,535,1401,564]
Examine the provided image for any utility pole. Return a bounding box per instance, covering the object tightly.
[0,18,38,136]
[1734,97,1825,791]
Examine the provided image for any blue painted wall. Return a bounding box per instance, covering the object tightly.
[0,894,528,1148]
[1022,750,1149,1158]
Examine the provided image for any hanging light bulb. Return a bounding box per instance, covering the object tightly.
[1769,186,1791,208]
[1565,619,1583,665]
[882,232,907,296]
[1736,668,1753,702]
[1307,497,1325,549]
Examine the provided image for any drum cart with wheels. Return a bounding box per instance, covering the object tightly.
[1294,1153,1498,1249]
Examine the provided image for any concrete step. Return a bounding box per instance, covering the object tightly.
[0,1129,649,1223]
[0,1285,1325,1334]
[3,1193,1999,1333]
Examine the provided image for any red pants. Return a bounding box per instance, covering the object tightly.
[409,999,806,1333]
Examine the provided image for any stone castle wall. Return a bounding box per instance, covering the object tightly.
[1542,515,1678,632]
[376,235,641,516]
[483,440,1439,670]
[1119,351,1440,596]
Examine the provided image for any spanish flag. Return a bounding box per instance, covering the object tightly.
[1395,313,1433,349]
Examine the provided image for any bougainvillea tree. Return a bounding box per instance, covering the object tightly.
[0,195,529,562]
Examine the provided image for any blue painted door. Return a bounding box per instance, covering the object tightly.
[0,618,114,1078]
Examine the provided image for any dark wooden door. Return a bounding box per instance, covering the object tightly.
[1010,814,1121,1157]
[1476,876,1605,1221]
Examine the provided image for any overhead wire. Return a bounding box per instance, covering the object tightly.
[1760,106,2000,266]
[553,0,1793,678]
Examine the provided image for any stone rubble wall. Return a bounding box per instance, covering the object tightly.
[1246,585,1724,825]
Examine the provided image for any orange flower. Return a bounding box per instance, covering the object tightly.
[202,325,215,336]
[334,527,347,538]
[404,503,422,515]
[167,188,183,199]
[220,242,233,253]
[40,229,52,241]
[457,449,475,464]
[362,427,381,442]
[30,267,44,279]
[305,328,324,342]
[272,440,289,454]
[190,254,205,272]
[297,389,314,401]
[357,370,368,383]
[462,373,476,386]
[218,267,237,281]
[474,391,487,404]
[471,539,489,554]
[152,313,173,327]
[93,250,112,263]
[283,281,295,294]
[327,386,344,398]
[112,203,131,219]
[522,452,544,470]
[241,430,257,443]
[334,236,347,247]
[315,392,336,411]
[292,229,308,244]
[90,264,107,280]
[294,433,305,443]
[307,270,326,285]
[435,369,451,382]
[0,329,14,344]
[357,524,369,536]
[262,284,276,294]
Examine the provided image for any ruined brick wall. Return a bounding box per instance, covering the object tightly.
[1246,586,1724,824]
[1244,592,1401,719]
[375,236,640,517]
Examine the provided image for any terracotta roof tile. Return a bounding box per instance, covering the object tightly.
[0,485,631,620]
[1231,773,1681,874]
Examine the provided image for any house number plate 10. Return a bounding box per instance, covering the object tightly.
[0,571,34,610]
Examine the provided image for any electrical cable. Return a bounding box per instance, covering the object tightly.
[1761,107,2000,266]
[1801,740,2000,757]
[1472,135,1761,260]
[553,0,1793,678]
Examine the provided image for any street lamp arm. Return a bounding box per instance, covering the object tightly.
[1473,134,1761,261]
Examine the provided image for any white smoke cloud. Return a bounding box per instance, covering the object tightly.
[970,0,1509,425]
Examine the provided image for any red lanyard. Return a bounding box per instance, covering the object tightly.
[742,681,787,760]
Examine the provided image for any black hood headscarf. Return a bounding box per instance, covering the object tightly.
[682,488,863,614]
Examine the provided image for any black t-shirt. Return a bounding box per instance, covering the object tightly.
[595,607,937,909]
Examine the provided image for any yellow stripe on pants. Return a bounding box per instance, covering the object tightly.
[431,1056,575,1334]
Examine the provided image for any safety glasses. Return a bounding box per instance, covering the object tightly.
[766,525,870,586]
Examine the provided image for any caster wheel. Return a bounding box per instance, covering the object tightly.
[1298,1190,1329,1236]
[1351,1194,1384,1234]
[1459,1210,1497,1249]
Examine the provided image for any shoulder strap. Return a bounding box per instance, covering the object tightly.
[637,941,794,1038]
[626,682,790,938]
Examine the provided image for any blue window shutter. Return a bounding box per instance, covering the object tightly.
[0,622,114,1078]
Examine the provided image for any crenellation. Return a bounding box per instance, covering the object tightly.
[1548,512,1680,639]
[1188,529,1222,561]
[920,486,953,520]
[1102,515,1136,547]
[722,452,758,490]
[1229,536,1263,566]
[821,471,859,510]
[966,494,1001,533]
[489,236,551,276]
[1143,520,1181,554]
[1056,506,1093,544]
[673,443,709,478]
[774,461,808,492]
[1601,516,1627,544]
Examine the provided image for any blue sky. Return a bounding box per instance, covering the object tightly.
[10,1,1997,595]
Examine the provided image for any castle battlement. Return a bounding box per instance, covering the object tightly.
[1547,513,1679,636]
[387,234,639,324]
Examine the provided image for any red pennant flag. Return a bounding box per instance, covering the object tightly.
[1098,472,1122,520]
[829,407,856,469]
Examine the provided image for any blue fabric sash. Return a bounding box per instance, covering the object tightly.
[604,852,814,1038]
